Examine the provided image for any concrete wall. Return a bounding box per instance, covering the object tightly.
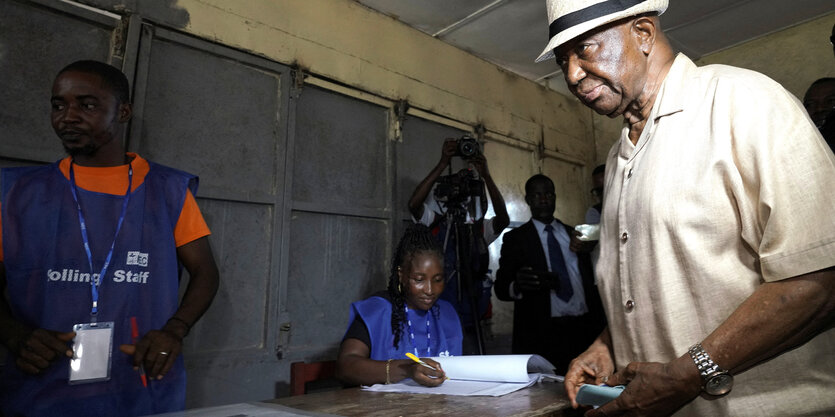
[696,13,835,99]
[79,0,597,226]
[588,12,835,166]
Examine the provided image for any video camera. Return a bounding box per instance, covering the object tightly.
[434,168,484,209]
[454,134,482,159]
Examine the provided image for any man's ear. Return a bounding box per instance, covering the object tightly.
[118,102,133,123]
[632,16,657,55]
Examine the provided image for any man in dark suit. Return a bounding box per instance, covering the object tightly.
[494,174,606,375]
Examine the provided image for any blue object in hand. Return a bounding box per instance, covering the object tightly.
[576,384,626,407]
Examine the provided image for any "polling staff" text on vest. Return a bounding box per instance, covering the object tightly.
[47,268,149,284]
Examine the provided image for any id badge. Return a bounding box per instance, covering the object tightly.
[69,321,114,384]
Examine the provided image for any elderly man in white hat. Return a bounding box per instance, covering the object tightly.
[536,1,835,416]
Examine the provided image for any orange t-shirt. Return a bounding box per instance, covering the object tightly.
[0,153,210,262]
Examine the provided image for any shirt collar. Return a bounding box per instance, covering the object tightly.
[652,53,696,122]
[532,218,558,235]
[59,152,148,178]
[618,53,694,160]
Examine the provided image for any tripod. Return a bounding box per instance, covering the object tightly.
[443,207,487,355]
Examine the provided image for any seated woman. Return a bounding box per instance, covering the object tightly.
[336,225,463,387]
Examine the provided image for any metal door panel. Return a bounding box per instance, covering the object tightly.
[292,86,389,213]
[184,363,286,408]
[180,198,274,354]
[132,33,282,201]
[0,0,120,163]
[285,211,388,359]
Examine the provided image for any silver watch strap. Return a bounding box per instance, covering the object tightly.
[688,343,724,379]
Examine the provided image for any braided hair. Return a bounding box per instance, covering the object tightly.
[387,224,444,349]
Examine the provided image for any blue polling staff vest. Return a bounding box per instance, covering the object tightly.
[0,160,197,417]
[347,296,463,360]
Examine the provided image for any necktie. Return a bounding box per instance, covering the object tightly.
[544,224,574,302]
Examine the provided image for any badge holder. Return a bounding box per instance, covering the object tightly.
[69,321,114,384]
[66,162,131,385]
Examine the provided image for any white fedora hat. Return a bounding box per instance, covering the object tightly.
[535,0,668,63]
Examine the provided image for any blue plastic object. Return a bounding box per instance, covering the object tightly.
[576,384,626,407]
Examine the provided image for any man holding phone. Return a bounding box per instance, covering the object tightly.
[494,174,606,374]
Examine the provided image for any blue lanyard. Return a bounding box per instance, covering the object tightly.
[69,161,133,319]
[404,306,432,357]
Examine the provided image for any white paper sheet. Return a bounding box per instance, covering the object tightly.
[361,354,561,397]
[434,354,555,382]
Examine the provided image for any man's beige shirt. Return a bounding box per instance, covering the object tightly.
[598,54,835,416]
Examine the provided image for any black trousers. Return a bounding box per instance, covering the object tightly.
[517,313,603,376]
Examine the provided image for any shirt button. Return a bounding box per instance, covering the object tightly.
[625,299,635,311]
[621,231,629,242]
[627,168,633,179]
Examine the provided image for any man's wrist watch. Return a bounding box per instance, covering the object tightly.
[688,343,733,396]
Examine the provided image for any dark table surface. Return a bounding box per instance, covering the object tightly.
[268,379,584,417]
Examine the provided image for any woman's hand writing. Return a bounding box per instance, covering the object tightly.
[406,357,447,387]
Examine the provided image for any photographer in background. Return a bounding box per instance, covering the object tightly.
[408,137,509,355]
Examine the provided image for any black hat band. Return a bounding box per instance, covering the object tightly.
[548,0,647,39]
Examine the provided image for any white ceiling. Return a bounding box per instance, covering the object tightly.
[354,0,835,96]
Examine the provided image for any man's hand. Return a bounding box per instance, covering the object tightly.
[408,138,463,219]
[14,329,75,375]
[569,230,597,253]
[585,357,702,417]
[469,154,489,178]
[119,327,183,380]
[439,138,457,167]
[516,267,567,293]
[515,267,549,292]
[565,337,616,408]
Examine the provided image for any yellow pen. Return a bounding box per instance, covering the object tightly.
[405,352,449,380]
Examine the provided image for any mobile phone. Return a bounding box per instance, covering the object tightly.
[576,384,625,407]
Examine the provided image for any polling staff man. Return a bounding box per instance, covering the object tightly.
[0,60,219,416]
[535,0,835,416]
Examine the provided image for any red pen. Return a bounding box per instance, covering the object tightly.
[130,316,147,387]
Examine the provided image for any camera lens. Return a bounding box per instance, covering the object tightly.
[457,136,479,158]
[460,142,476,157]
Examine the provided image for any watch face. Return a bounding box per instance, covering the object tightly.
[705,373,733,396]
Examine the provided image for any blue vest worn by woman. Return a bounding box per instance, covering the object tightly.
[0,160,197,417]
[347,295,463,360]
